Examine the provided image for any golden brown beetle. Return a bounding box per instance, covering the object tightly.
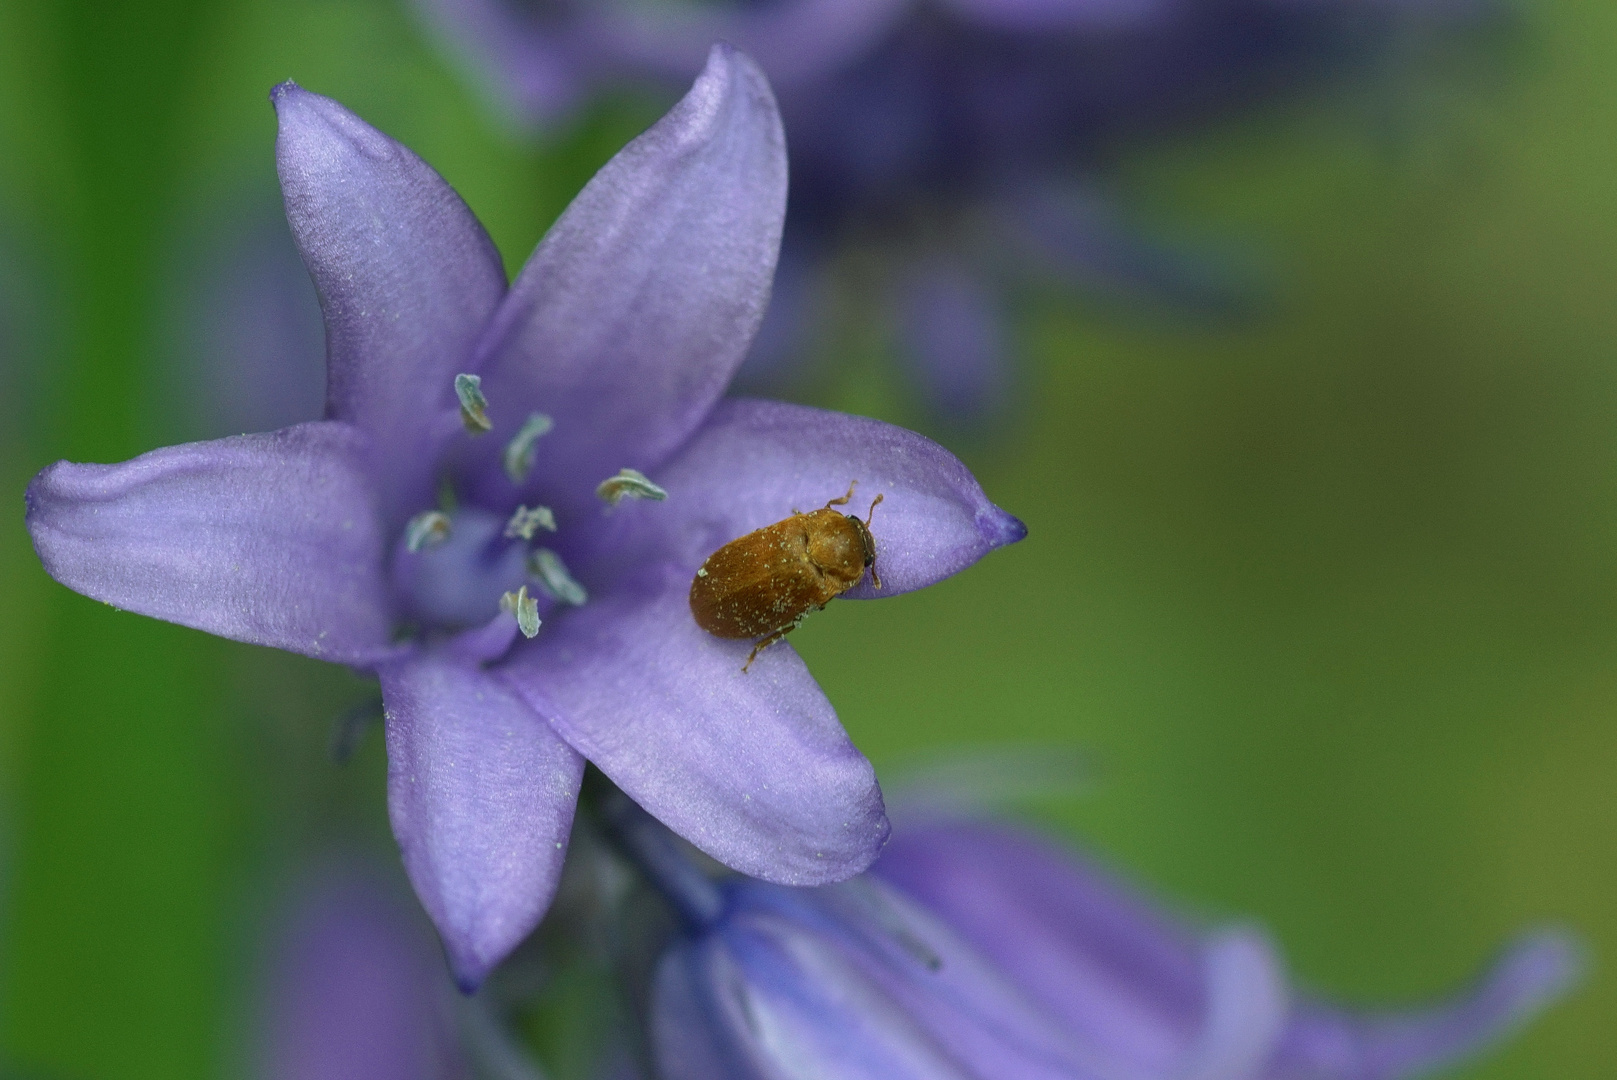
[689,482,883,670]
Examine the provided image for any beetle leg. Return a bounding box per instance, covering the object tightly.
[741,609,819,672]
[741,627,792,672]
[824,480,857,509]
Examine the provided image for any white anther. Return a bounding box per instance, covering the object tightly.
[404,510,452,552]
[529,548,587,606]
[499,585,541,638]
[595,468,667,505]
[504,504,557,540]
[454,373,492,433]
[503,412,554,483]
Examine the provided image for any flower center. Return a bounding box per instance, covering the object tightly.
[392,506,531,631]
[385,374,653,643]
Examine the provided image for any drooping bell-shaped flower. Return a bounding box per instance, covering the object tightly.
[25,46,1024,990]
[652,818,1581,1080]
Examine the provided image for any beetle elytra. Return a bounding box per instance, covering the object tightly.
[689,482,883,671]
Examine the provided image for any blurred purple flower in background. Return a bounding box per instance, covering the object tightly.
[161,203,327,443]
[652,818,1581,1079]
[414,0,1501,421]
[24,46,1023,990]
[257,866,467,1080]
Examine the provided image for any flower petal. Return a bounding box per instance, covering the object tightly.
[381,647,585,991]
[873,821,1205,1075]
[1179,928,1289,1080]
[467,44,786,512]
[654,903,979,1080]
[260,866,461,1080]
[496,563,888,885]
[272,81,508,526]
[651,944,752,1080]
[602,398,1025,599]
[25,421,397,665]
[1271,928,1585,1080]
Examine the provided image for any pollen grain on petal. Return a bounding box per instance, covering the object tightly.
[454,373,493,433]
[596,468,668,505]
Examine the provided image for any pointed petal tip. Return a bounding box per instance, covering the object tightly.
[1181,926,1290,1080]
[272,81,395,161]
[978,506,1028,549]
[448,949,493,996]
[674,40,779,160]
[1490,926,1587,1017]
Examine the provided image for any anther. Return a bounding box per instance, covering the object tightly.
[404,510,452,552]
[529,548,587,606]
[596,468,667,505]
[454,373,492,433]
[499,585,541,638]
[503,412,554,483]
[504,504,557,540]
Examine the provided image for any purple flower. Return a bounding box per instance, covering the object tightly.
[412,0,1498,420]
[24,46,1023,990]
[653,819,1581,1079]
[257,867,466,1080]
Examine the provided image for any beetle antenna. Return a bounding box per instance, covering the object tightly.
[826,480,857,509]
[867,493,884,590]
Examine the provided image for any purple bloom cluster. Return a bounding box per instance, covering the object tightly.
[655,818,1581,1080]
[415,0,1500,418]
[25,46,1023,990]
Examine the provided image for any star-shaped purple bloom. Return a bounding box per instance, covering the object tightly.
[655,818,1582,1080]
[24,46,1024,990]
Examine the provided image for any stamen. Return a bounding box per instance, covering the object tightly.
[596,468,667,505]
[499,585,541,638]
[502,412,554,483]
[404,510,452,552]
[504,504,557,540]
[529,548,587,606]
[454,373,492,433]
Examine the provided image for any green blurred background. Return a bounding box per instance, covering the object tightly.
[0,0,1613,1074]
